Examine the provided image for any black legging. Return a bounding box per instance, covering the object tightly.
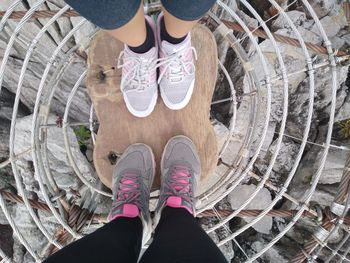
[44,207,227,263]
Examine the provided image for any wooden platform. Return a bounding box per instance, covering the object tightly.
[87,24,218,190]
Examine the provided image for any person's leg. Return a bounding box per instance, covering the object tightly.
[45,143,155,262]
[161,0,217,41]
[44,217,142,263]
[65,0,158,117]
[65,0,153,51]
[140,207,227,263]
[106,3,148,49]
[156,1,216,110]
[140,136,227,263]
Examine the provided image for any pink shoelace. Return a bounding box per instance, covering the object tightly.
[165,165,193,204]
[115,173,141,207]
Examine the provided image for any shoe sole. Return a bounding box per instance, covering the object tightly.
[123,90,158,118]
[160,79,195,110]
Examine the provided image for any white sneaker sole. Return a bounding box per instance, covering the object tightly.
[123,91,158,118]
[160,79,195,110]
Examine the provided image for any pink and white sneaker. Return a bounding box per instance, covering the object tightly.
[156,13,198,110]
[155,135,201,224]
[108,143,155,244]
[117,16,158,118]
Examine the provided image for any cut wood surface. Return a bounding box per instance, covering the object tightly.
[87,24,218,190]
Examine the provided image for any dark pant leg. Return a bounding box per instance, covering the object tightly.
[161,0,217,21]
[44,217,142,263]
[140,207,227,263]
[64,0,141,29]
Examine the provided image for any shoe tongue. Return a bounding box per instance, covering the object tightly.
[161,40,186,55]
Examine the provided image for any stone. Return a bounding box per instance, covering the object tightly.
[335,90,350,122]
[303,0,343,18]
[268,139,299,175]
[286,58,349,138]
[12,237,25,263]
[0,4,58,61]
[343,33,350,46]
[2,56,91,122]
[251,241,289,263]
[0,224,13,259]
[329,36,345,49]
[0,118,10,161]
[11,204,47,259]
[311,11,347,38]
[227,184,272,234]
[309,185,338,207]
[272,11,307,31]
[213,119,230,152]
[14,114,95,199]
[0,202,13,225]
[46,1,75,50]
[70,17,96,49]
[316,146,348,185]
[0,87,31,121]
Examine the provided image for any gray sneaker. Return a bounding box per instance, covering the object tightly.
[155,135,201,223]
[108,143,155,244]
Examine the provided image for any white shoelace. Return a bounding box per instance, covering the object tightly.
[117,51,158,92]
[156,46,197,84]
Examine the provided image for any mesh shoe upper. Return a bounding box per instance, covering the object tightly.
[156,14,197,110]
[117,16,158,117]
[108,144,155,244]
[156,135,201,219]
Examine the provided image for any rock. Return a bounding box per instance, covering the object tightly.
[251,241,289,263]
[70,17,96,48]
[213,0,257,63]
[214,30,231,65]
[317,146,348,184]
[343,33,350,46]
[0,189,14,224]
[0,87,31,121]
[311,11,347,38]
[335,90,350,122]
[46,0,74,49]
[254,138,299,185]
[329,36,345,49]
[261,122,277,157]
[227,185,272,234]
[303,0,343,18]
[0,224,13,259]
[12,237,25,263]
[286,58,349,138]
[14,114,95,199]
[11,204,47,260]
[213,119,230,152]
[272,11,307,31]
[0,1,58,61]
[269,139,299,175]
[26,0,64,48]
[201,218,234,262]
[2,56,91,122]
[0,118,10,161]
